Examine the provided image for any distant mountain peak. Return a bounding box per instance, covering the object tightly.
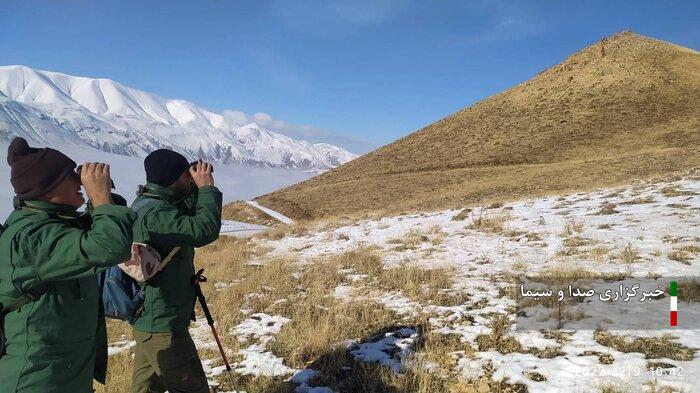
[0,65,357,170]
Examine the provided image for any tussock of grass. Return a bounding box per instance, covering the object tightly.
[593,331,696,361]
[387,230,430,251]
[258,222,312,240]
[668,250,691,264]
[599,383,629,393]
[585,246,610,262]
[619,196,655,205]
[475,314,523,354]
[581,350,615,365]
[451,208,472,221]
[669,245,700,265]
[661,186,697,197]
[595,202,619,215]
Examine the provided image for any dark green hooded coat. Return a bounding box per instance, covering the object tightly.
[0,201,136,393]
[131,183,222,334]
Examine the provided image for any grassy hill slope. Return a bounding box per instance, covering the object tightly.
[254,31,700,219]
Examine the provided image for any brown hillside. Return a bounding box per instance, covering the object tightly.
[254,31,700,220]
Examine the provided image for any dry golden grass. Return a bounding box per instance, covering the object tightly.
[533,265,630,286]
[98,239,484,392]
[94,351,134,393]
[254,31,700,220]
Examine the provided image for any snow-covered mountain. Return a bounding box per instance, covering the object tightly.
[0,65,356,169]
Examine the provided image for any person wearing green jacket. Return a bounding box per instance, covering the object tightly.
[130,149,222,393]
[0,137,137,392]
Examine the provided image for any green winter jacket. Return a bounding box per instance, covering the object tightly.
[132,182,222,334]
[0,201,136,393]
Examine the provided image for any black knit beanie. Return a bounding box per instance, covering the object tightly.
[7,137,77,199]
[144,149,190,187]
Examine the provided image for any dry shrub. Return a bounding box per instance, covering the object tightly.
[561,216,584,236]
[475,314,522,354]
[616,243,640,263]
[467,212,510,234]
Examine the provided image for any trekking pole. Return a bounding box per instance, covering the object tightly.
[192,268,231,372]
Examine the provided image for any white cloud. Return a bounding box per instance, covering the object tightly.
[268,0,409,34]
[448,2,548,46]
[221,109,376,154]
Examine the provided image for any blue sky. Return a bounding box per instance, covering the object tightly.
[3,1,699,153]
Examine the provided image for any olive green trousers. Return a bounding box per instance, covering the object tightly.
[131,328,209,393]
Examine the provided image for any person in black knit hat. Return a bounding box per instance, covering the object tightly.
[130,149,221,393]
[7,137,80,201]
[143,149,192,188]
[0,137,137,392]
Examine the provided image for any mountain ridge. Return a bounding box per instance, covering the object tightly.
[0,65,356,170]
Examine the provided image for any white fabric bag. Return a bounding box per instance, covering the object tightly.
[119,243,181,282]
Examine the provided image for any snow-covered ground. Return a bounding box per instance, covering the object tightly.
[220,220,269,237]
[111,176,700,392]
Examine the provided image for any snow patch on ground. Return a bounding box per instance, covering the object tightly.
[249,177,700,392]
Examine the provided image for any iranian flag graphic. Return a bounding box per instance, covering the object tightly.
[670,281,678,327]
